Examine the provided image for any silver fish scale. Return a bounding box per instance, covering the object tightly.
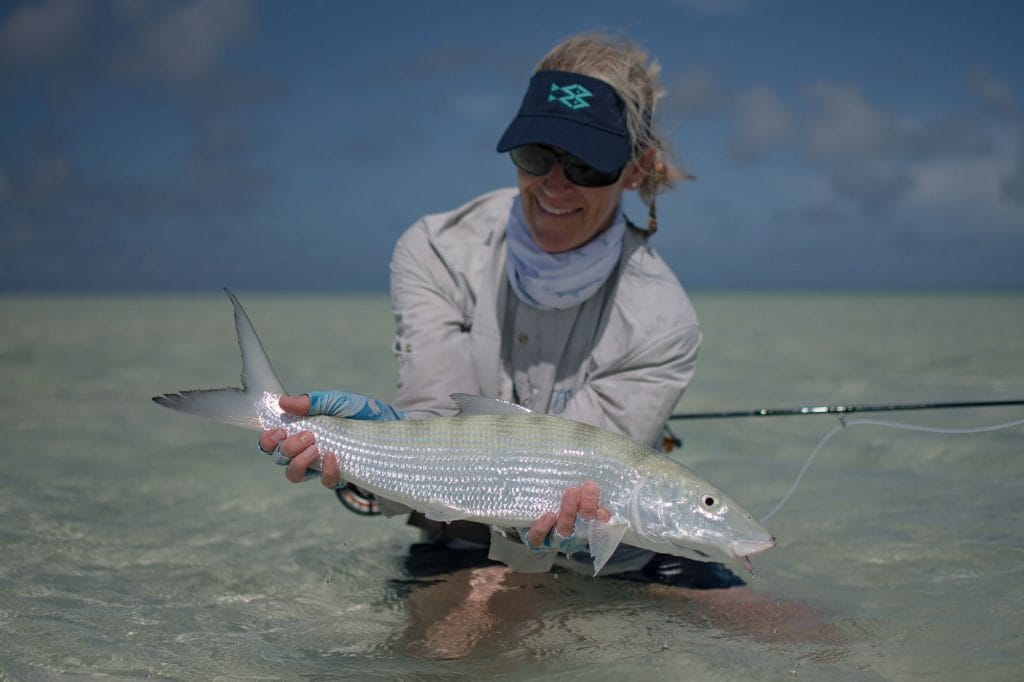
[270,409,651,526]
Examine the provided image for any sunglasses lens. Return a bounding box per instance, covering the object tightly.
[509,145,555,176]
[509,145,622,187]
[561,157,622,187]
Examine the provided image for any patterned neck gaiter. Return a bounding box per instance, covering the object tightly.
[505,196,625,311]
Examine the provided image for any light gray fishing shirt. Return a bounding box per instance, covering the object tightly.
[390,187,701,448]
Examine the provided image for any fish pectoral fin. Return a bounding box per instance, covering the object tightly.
[450,393,534,416]
[487,527,557,573]
[587,515,630,576]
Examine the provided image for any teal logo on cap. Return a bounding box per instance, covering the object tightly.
[549,82,592,110]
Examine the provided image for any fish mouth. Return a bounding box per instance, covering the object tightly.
[731,536,777,574]
[666,535,776,571]
[731,536,777,558]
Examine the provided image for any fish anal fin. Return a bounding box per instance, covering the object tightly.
[376,498,412,518]
[423,506,467,523]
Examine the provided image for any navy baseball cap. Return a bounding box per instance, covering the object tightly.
[496,70,631,173]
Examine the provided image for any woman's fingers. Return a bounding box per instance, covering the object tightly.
[553,481,610,537]
[279,431,314,458]
[260,425,338,488]
[278,431,316,483]
[320,451,341,488]
[577,480,600,521]
[258,428,286,453]
[279,394,312,416]
[555,486,581,537]
[259,396,310,453]
[285,442,319,483]
[526,511,557,548]
[555,480,599,533]
[528,482,613,551]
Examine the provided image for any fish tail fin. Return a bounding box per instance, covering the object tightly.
[152,288,287,429]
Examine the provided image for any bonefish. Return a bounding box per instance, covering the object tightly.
[154,289,775,575]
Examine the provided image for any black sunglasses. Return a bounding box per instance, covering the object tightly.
[509,144,623,187]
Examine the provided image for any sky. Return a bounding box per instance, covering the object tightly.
[1,0,1022,292]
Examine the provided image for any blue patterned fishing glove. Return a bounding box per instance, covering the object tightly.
[307,390,405,422]
[518,516,592,558]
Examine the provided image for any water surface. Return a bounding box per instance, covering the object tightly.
[1,292,1021,679]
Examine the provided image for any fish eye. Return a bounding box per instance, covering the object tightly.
[701,494,718,508]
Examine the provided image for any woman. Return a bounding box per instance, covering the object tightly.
[260,33,705,578]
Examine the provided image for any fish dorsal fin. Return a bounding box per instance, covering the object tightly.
[450,393,533,417]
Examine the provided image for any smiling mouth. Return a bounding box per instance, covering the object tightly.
[536,196,578,217]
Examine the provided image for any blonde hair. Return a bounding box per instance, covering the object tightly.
[536,33,689,231]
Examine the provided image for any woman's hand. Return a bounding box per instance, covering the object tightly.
[258,395,344,487]
[259,390,406,488]
[525,480,611,549]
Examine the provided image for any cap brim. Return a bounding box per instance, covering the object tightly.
[496,115,630,173]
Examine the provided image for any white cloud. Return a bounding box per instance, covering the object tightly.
[716,76,1024,220]
[895,119,1023,220]
[670,64,728,118]
[0,0,255,87]
[0,218,37,253]
[830,163,914,213]
[450,92,511,120]
[967,66,1017,113]
[670,0,762,15]
[115,0,254,84]
[1004,156,1024,206]
[0,0,91,64]
[31,154,72,195]
[731,85,794,160]
[908,155,1023,222]
[804,81,896,159]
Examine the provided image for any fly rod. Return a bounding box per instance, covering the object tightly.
[669,398,1024,421]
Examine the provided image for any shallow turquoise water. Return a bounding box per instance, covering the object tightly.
[1,292,1022,680]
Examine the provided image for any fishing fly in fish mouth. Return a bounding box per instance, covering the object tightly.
[155,33,777,580]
